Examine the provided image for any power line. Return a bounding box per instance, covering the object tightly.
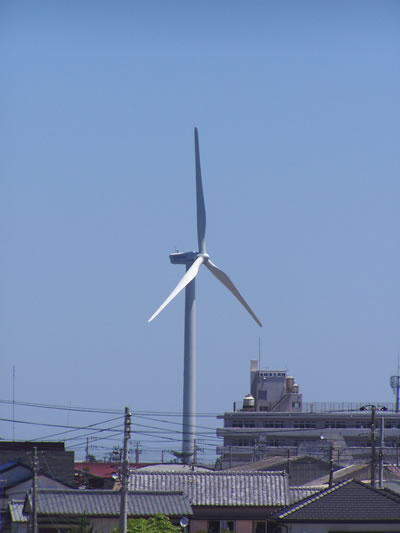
[30,415,124,441]
[0,398,124,414]
[0,416,123,433]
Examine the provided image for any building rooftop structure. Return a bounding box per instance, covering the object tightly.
[217,360,400,470]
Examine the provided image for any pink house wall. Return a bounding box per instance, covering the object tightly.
[235,520,253,533]
[190,519,208,532]
[189,519,254,533]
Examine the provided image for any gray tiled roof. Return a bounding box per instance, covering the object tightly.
[9,501,28,523]
[25,489,192,518]
[274,479,400,521]
[289,486,323,504]
[128,471,289,506]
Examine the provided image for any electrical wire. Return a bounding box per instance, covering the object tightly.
[0,398,223,464]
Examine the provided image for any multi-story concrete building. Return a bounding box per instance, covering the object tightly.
[217,360,400,469]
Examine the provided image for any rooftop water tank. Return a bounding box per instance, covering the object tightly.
[286,376,295,392]
[243,394,255,409]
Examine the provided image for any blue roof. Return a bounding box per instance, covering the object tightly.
[0,461,19,473]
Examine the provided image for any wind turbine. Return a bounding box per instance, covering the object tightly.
[149,128,262,462]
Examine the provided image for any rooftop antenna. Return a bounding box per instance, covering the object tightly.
[258,336,261,369]
[390,353,400,413]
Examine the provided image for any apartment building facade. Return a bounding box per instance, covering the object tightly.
[217,360,400,469]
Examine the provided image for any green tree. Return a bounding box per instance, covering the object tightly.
[169,450,194,464]
[113,514,181,533]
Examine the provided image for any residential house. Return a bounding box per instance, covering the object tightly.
[19,489,192,533]
[128,470,306,533]
[0,461,72,533]
[0,442,74,485]
[75,462,150,489]
[271,478,400,532]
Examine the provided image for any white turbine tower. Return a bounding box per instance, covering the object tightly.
[149,128,262,463]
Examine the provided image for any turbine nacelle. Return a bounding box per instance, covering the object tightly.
[170,251,207,265]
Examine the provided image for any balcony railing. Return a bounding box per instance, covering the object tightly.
[227,401,397,414]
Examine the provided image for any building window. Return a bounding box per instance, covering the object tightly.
[208,520,235,532]
[254,522,280,533]
[232,421,243,428]
[292,401,301,408]
[324,421,346,429]
[233,439,254,446]
[258,390,267,400]
[254,521,266,533]
[294,421,316,429]
[264,421,284,428]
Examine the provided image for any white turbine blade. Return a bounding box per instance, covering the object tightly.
[195,127,207,254]
[148,255,205,322]
[205,259,263,327]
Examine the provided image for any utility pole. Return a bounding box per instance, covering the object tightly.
[135,442,141,463]
[193,440,204,466]
[360,404,387,488]
[119,407,131,533]
[379,415,384,489]
[32,447,38,533]
[370,405,377,488]
[328,445,334,488]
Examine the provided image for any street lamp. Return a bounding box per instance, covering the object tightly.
[360,404,387,487]
[320,435,334,487]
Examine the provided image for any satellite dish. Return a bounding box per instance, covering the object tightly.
[180,517,189,528]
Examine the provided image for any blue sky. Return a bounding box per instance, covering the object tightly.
[1,1,400,463]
